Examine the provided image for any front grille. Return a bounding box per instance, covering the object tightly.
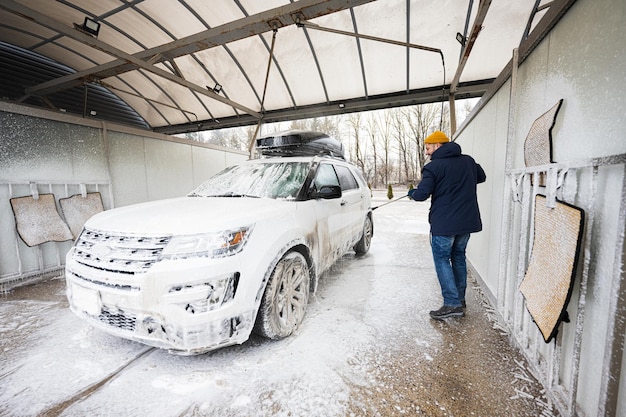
[99,308,136,332]
[67,269,138,291]
[73,228,171,274]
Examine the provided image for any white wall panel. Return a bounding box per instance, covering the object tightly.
[192,146,236,189]
[144,139,194,201]
[457,0,626,415]
[107,132,149,207]
[0,105,246,290]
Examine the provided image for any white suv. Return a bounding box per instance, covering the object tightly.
[65,131,373,354]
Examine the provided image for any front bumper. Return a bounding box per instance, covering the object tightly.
[65,250,261,355]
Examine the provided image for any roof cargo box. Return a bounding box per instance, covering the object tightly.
[256,130,344,159]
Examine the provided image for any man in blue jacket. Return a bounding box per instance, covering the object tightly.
[408,130,486,320]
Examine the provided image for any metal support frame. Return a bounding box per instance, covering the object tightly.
[296,19,442,55]
[450,0,491,135]
[521,0,556,44]
[155,79,491,134]
[454,0,577,138]
[0,0,376,119]
[597,161,626,416]
[450,0,491,95]
[501,153,626,416]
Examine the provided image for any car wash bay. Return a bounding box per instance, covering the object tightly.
[0,191,559,417]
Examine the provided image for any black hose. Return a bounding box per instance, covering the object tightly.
[372,195,408,211]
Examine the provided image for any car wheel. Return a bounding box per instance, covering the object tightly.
[254,251,310,339]
[354,215,373,256]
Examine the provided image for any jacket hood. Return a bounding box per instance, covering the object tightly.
[431,141,461,159]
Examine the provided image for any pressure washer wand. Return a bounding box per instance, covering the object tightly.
[372,195,408,211]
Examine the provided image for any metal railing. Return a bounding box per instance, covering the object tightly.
[497,153,626,416]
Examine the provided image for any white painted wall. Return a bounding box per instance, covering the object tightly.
[456,89,510,298]
[0,103,247,286]
[457,0,626,415]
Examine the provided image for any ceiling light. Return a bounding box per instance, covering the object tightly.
[82,17,100,37]
[456,32,466,47]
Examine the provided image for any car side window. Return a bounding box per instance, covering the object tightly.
[312,163,339,192]
[335,165,359,191]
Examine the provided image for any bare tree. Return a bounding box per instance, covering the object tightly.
[377,110,394,187]
[181,101,457,188]
[288,116,342,138]
[406,103,443,179]
[346,113,366,173]
[390,107,414,184]
[364,114,379,187]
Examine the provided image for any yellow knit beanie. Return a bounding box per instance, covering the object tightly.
[424,131,450,144]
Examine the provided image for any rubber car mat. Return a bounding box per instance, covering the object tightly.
[10,194,73,246]
[59,192,104,239]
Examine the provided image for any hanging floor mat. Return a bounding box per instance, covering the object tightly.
[59,192,104,239]
[524,99,563,167]
[10,194,73,246]
[519,194,585,343]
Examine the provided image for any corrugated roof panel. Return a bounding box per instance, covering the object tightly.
[73,0,121,17]
[0,27,40,51]
[305,12,365,102]
[105,84,169,125]
[0,41,148,128]
[269,25,327,107]
[190,47,254,106]
[96,21,146,56]
[114,70,174,104]
[250,31,298,111]
[105,6,174,49]
[0,11,56,47]
[0,0,554,132]
[136,0,207,39]
[26,0,82,26]
[183,0,245,28]
[238,0,288,16]
[151,75,210,123]
[460,0,534,83]
[47,37,113,69]
[361,38,407,95]
[216,36,274,108]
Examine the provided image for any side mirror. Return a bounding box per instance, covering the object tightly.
[313,185,342,199]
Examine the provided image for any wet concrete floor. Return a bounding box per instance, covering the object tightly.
[0,195,560,417]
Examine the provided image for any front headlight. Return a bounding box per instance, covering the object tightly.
[160,226,253,260]
[165,272,239,314]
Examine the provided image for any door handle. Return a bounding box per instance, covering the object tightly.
[340,200,347,206]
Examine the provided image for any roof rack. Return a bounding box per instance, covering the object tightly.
[256,130,345,159]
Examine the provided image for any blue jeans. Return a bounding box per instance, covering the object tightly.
[430,234,471,307]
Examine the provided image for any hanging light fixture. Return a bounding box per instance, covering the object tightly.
[82,17,100,37]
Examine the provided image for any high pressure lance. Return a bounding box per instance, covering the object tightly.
[372,195,408,211]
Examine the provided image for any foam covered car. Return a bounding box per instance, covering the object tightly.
[65,131,373,354]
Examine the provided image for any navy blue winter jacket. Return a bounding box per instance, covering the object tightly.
[408,142,486,236]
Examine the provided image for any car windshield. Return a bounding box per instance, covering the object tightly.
[190,161,311,200]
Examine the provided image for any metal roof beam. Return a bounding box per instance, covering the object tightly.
[0,0,261,117]
[298,20,442,55]
[154,79,492,135]
[449,0,492,94]
[9,0,375,100]
[454,0,577,137]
